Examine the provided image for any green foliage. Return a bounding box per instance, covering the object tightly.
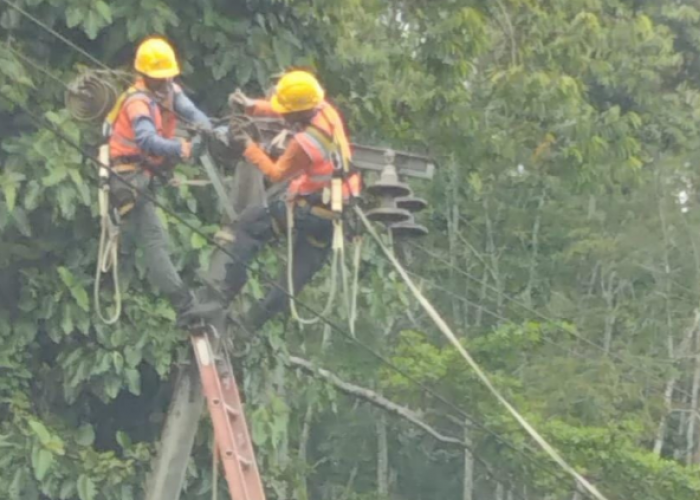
[3,0,700,499]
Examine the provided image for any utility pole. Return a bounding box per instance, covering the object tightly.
[143,119,436,500]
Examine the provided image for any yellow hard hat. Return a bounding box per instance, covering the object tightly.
[134,38,180,79]
[270,70,325,114]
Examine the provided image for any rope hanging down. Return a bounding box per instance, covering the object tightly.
[286,201,340,325]
[93,145,121,325]
[0,35,614,491]
[0,85,601,497]
[285,202,362,336]
[355,205,611,500]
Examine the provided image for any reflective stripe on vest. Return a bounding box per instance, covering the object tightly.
[291,103,353,197]
[107,80,178,165]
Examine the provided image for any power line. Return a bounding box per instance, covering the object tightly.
[1,0,213,133]
[1,39,670,500]
[0,37,666,497]
[408,241,696,371]
[403,269,605,362]
[405,262,682,365]
[0,7,679,499]
[3,41,74,92]
[457,211,700,304]
[0,85,581,497]
[358,207,611,500]
[407,240,699,404]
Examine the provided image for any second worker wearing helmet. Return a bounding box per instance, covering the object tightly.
[186,70,361,332]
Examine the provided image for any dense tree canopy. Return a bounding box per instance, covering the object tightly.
[3,1,700,499]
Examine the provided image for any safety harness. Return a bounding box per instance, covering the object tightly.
[93,133,122,324]
[286,112,362,334]
[93,86,150,324]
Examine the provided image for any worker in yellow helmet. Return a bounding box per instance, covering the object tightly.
[186,70,362,332]
[107,36,220,328]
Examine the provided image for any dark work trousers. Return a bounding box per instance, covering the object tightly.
[110,170,191,312]
[207,197,333,332]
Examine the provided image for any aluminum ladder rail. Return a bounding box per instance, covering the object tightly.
[191,327,266,500]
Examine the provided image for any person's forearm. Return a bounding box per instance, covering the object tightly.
[246,99,280,118]
[174,92,211,128]
[243,140,309,182]
[133,116,182,158]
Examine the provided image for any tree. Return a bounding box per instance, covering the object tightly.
[2,1,700,499]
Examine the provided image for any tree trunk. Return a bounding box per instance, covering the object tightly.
[495,482,505,500]
[524,192,545,308]
[484,197,504,319]
[297,404,314,499]
[377,412,389,497]
[654,377,675,456]
[449,161,463,325]
[475,265,489,327]
[601,270,617,354]
[654,310,700,456]
[686,327,700,464]
[462,422,473,500]
[654,177,675,456]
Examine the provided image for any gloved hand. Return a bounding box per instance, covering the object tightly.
[179,139,192,160]
[231,129,253,149]
[190,134,205,159]
[228,88,255,110]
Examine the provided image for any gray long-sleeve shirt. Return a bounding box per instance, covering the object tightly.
[132,88,211,159]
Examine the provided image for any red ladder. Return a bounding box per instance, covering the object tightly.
[190,328,266,500]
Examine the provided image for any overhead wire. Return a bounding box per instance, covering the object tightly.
[0,34,621,496]
[0,80,582,498]
[403,258,683,370]
[0,30,637,498]
[408,241,697,370]
[1,0,217,134]
[357,207,610,500]
[406,240,700,406]
[2,41,74,92]
[402,268,599,362]
[457,211,700,304]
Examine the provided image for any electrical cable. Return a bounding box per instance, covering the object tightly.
[357,206,611,500]
[0,39,640,497]
[408,241,698,377]
[0,83,578,486]
[2,0,229,134]
[0,87,598,497]
[0,6,676,498]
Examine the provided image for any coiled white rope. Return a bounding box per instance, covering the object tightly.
[93,186,121,325]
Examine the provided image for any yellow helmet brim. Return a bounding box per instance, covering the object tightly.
[270,93,319,114]
[270,94,288,114]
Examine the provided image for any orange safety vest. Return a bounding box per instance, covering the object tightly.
[289,102,361,200]
[108,79,180,168]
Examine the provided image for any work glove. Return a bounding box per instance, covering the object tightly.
[179,139,192,160]
[231,130,253,149]
[190,134,206,159]
[228,88,255,110]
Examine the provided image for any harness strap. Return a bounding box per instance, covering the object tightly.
[107,87,159,154]
[112,164,140,173]
[296,197,340,221]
